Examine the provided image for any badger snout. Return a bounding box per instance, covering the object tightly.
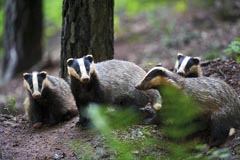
[32,92,41,99]
[81,77,90,83]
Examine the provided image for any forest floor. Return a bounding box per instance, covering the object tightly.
[1,6,240,160]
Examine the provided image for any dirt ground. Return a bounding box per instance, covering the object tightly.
[0,6,240,160]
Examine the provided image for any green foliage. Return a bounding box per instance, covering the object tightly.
[204,38,240,61]
[83,86,208,159]
[87,104,139,159]
[114,0,188,37]
[84,104,166,159]
[159,86,201,139]
[43,0,62,38]
[204,51,221,60]
[157,86,205,160]
[224,38,240,61]
[69,84,235,159]
[4,96,17,115]
[174,1,187,12]
[0,8,3,41]
[70,138,96,160]
[88,104,140,131]
[115,0,187,16]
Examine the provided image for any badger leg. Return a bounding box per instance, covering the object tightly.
[75,101,91,128]
[48,113,58,125]
[33,122,43,129]
[28,100,43,127]
[140,103,159,125]
[209,115,230,147]
[23,97,30,121]
[77,116,90,128]
[76,110,90,128]
[48,103,71,125]
[64,108,78,121]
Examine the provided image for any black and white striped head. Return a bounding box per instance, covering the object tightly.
[174,53,201,77]
[135,66,173,90]
[67,55,95,83]
[23,71,48,99]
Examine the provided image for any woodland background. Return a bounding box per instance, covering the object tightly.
[0,0,240,159]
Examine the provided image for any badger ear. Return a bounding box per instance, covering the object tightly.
[150,67,166,77]
[39,71,47,79]
[177,53,184,60]
[192,57,200,65]
[156,63,162,67]
[23,73,30,80]
[158,69,166,76]
[67,58,74,66]
[85,55,94,63]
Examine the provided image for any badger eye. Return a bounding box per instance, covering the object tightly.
[76,69,80,74]
[145,76,152,81]
[86,66,90,73]
[29,83,33,91]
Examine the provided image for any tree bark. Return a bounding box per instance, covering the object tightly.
[1,0,43,82]
[60,0,114,79]
[214,0,240,21]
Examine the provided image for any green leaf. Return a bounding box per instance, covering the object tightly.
[174,0,187,12]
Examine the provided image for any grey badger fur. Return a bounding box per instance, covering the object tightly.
[136,66,240,147]
[174,53,202,77]
[174,53,236,136]
[67,55,162,127]
[23,71,78,128]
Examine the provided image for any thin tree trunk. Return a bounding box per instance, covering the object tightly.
[1,0,42,83]
[60,0,114,79]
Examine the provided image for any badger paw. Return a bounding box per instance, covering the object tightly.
[33,122,43,129]
[75,118,91,129]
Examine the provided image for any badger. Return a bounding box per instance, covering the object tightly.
[174,53,202,77]
[67,55,162,127]
[23,71,78,128]
[135,66,240,147]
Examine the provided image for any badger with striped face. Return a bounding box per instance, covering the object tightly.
[67,55,95,83]
[23,71,48,99]
[174,53,202,77]
[136,66,180,90]
[136,66,240,147]
[23,71,77,128]
[67,55,162,127]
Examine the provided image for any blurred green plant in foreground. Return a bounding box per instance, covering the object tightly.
[69,85,233,159]
[72,88,207,159]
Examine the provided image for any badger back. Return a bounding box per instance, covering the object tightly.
[95,60,146,94]
[183,77,240,114]
[47,75,75,100]
[95,59,160,106]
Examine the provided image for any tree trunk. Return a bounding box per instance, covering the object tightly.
[214,0,240,21]
[60,0,114,79]
[1,0,43,83]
